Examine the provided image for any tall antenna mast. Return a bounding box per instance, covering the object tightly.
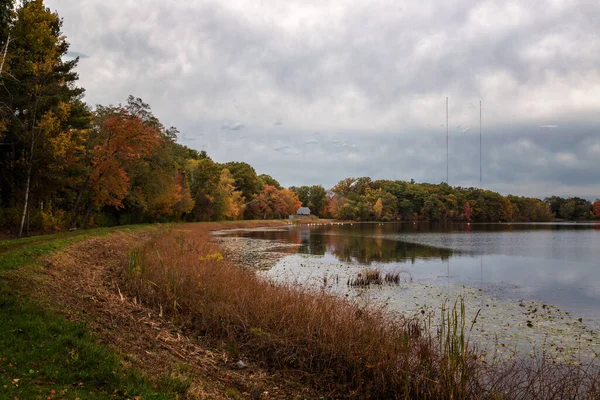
[480,100,482,188]
[446,97,449,184]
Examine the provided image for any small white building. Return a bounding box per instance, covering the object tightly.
[296,207,311,218]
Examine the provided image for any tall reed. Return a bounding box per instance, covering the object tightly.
[438,298,481,399]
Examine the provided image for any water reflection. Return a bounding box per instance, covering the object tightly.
[301,228,453,264]
[228,225,454,264]
[230,222,600,265]
[226,222,600,317]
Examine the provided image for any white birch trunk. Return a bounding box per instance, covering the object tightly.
[0,34,10,76]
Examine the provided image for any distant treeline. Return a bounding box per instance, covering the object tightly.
[1,1,598,236]
[293,178,599,222]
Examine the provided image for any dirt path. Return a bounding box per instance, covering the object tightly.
[29,229,317,399]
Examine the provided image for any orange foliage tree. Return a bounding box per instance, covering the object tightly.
[325,195,344,218]
[72,107,162,225]
[281,188,302,216]
[593,200,600,219]
[171,172,195,218]
[257,185,301,219]
[89,109,161,208]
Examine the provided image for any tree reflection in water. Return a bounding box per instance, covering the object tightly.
[232,225,456,265]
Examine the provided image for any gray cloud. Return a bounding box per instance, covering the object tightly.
[64,51,88,59]
[46,0,600,198]
[221,121,244,131]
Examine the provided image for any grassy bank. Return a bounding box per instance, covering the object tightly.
[0,226,176,399]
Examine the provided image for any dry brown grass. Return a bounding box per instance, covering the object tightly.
[31,226,324,399]
[120,222,600,399]
[120,223,481,398]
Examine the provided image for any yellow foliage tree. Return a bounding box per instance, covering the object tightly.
[215,168,245,220]
[373,198,383,220]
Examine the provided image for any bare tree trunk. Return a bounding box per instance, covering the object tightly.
[0,34,9,76]
[81,204,93,228]
[70,183,86,227]
[19,94,40,237]
[18,162,32,237]
[18,118,36,238]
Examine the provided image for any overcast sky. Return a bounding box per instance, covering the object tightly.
[46,0,600,198]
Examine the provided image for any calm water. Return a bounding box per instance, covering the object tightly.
[228,222,600,319]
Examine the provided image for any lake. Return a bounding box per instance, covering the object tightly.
[220,222,600,362]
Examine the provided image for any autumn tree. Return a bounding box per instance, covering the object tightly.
[280,188,302,216]
[593,200,600,219]
[117,98,196,222]
[507,195,551,222]
[463,201,471,222]
[373,198,383,220]
[228,190,245,220]
[325,194,344,219]
[66,96,199,225]
[0,0,89,235]
[443,194,458,219]
[256,185,301,219]
[257,185,286,219]
[500,197,515,221]
[213,168,245,220]
[75,107,161,225]
[171,172,195,218]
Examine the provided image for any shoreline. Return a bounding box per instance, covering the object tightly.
[212,226,300,270]
[214,225,600,364]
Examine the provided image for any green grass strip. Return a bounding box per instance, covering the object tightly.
[0,225,178,399]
